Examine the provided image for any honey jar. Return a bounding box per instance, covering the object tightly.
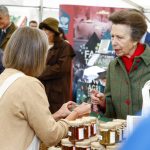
[91,142,105,150]
[110,122,122,143]
[68,119,85,142]
[99,122,116,145]
[61,138,75,150]
[75,139,91,150]
[113,119,127,140]
[88,117,97,137]
[82,117,92,139]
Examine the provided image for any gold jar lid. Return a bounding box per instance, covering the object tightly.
[75,139,91,148]
[61,138,74,147]
[91,142,105,150]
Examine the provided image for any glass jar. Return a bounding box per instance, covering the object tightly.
[91,142,105,150]
[88,117,97,137]
[61,138,75,150]
[68,119,85,143]
[110,122,122,143]
[75,139,91,150]
[113,119,127,140]
[99,122,116,145]
[82,117,92,139]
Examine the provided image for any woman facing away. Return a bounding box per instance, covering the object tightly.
[0,27,90,150]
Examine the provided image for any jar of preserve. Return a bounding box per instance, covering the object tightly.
[68,119,85,142]
[61,138,75,150]
[113,119,127,140]
[110,122,122,143]
[75,139,91,150]
[88,117,97,137]
[82,117,91,139]
[91,142,105,150]
[99,122,116,145]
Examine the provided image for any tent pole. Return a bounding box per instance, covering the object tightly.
[39,0,43,22]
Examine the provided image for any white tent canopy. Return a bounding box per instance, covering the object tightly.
[1,0,150,27]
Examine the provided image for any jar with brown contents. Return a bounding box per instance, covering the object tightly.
[88,117,97,137]
[68,119,85,143]
[99,122,116,146]
[82,117,92,139]
[110,122,122,143]
[61,138,75,150]
[113,119,127,140]
[75,139,91,150]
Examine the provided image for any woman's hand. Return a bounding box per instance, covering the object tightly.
[90,89,106,107]
[73,102,91,118]
[53,101,77,121]
[66,102,91,120]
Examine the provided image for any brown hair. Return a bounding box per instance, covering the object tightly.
[3,27,48,77]
[109,9,147,42]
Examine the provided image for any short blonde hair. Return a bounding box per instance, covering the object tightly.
[3,27,48,77]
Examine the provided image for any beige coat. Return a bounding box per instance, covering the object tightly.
[0,68,68,150]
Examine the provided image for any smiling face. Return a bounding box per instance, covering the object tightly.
[111,24,137,57]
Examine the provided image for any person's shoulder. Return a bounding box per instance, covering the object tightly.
[18,75,44,89]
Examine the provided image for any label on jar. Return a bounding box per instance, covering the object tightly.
[78,128,84,140]
[119,129,123,141]
[93,123,96,134]
[97,134,102,140]
[110,131,115,144]
[73,146,76,150]
[88,126,91,137]
[68,131,72,136]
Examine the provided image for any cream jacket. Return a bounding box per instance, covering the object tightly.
[0,68,68,150]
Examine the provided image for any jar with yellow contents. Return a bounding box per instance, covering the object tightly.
[99,122,116,146]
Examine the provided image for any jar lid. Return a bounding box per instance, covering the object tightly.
[75,139,91,147]
[100,122,116,129]
[82,116,91,124]
[90,135,98,143]
[91,142,105,150]
[88,116,97,122]
[110,121,122,127]
[113,119,126,123]
[48,146,61,150]
[61,138,73,147]
[67,119,84,126]
[106,143,121,150]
